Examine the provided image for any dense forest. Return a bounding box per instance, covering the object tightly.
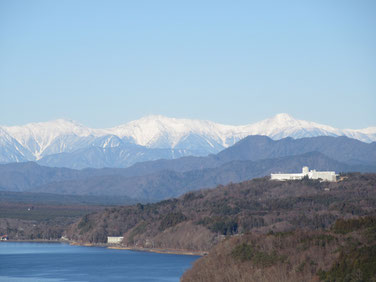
[0,203,104,240]
[65,173,376,253]
[182,216,376,281]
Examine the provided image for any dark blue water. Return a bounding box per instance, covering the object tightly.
[0,242,199,282]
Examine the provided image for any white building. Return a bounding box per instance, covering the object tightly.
[107,236,124,244]
[271,166,337,182]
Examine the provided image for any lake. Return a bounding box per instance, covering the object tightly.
[0,242,200,282]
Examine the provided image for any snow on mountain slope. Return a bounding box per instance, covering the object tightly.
[2,119,107,160]
[0,128,33,162]
[1,113,375,166]
[241,113,343,139]
[342,127,376,143]
[108,115,238,149]
[106,113,375,148]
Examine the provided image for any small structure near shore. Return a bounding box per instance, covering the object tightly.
[1,235,8,241]
[271,166,337,182]
[107,236,124,244]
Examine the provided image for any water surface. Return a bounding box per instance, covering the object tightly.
[0,242,199,282]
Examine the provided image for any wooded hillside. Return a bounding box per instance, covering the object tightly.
[182,216,376,281]
[65,173,376,253]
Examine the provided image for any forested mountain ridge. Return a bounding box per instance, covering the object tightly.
[64,173,376,253]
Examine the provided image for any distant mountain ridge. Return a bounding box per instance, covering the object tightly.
[1,114,375,168]
[29,152,374,201]
[0,135,375,201]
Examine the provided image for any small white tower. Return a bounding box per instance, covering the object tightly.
[302,166,309,175]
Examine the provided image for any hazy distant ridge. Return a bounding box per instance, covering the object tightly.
[1,135,375,201]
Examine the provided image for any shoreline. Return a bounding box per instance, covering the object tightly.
[4,239,62,243]
[107,245,206,256]
[70,241,206,256]
[70,240,207,256]
[2,239,206,256]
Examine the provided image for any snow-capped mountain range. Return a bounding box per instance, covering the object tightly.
[1,113,375,168]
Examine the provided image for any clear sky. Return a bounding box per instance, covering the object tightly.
[0,0,375,129]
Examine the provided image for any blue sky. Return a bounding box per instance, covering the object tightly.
[0,0,375,129]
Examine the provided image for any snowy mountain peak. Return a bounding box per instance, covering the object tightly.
[272,113,295,122]
[108,115,223,147]
[128,114,216,129]
[1,114,375,165]
[4,118,90,135]
[260,113,301,128]
[2,118,97,160]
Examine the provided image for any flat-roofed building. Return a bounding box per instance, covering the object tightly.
[271,166,337,182]
[107,236,124,244]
